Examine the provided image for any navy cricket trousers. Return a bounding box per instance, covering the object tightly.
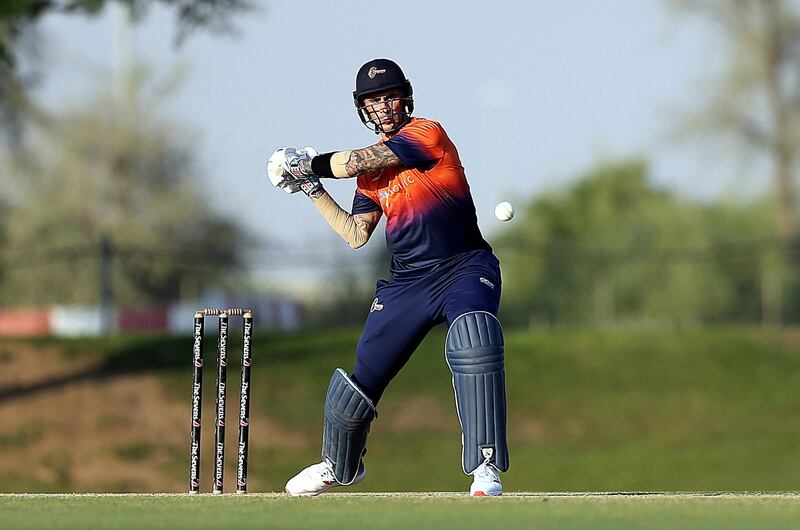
[352,249,502,403]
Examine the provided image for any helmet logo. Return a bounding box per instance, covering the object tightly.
[368,67,386,79]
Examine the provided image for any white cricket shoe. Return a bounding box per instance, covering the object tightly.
[470,462,502,496]
[284,460,365,496]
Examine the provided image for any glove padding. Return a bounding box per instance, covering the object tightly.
[267,146,318,194]
[296,174,323,198]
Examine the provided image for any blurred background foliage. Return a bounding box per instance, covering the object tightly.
[0,74,249,305]
[494,160,782,327]
[0,0,251,148]
[0,0,798,327]
[0,0,252,307]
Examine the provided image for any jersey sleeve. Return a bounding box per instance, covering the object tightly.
[384,119,446,171]
[352,189,382,215]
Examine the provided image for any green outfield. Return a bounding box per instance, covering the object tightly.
[1,326,800,495]
[2,493,799,530]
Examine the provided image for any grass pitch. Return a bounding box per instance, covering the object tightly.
[2,327,800,493]
[1,493,799,530]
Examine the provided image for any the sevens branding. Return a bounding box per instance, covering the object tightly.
[188,309,253,495]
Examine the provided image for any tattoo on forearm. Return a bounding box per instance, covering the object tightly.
[354,217,371,234]
[345,145,401,176]
[353,212,380,238]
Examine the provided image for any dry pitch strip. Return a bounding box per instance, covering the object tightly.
[2,492,798,498]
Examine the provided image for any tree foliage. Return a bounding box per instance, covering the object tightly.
[671,0,800,323]
[0,0,251,145]
[494,160,775,327]
[0,75,249,306]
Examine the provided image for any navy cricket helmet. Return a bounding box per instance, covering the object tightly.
[353,59,414,133]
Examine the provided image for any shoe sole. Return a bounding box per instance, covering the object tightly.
[470,487,502,497]
[285,487,329,497]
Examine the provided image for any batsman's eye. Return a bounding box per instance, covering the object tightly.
[365,96,397,107]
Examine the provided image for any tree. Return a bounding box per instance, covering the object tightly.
[671,0,800,323]
[0,73,249,306]
[492,159,773,328]
[0,0,251,145]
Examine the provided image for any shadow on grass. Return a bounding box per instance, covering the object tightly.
[0,336,186,403]
[0,329,358,403]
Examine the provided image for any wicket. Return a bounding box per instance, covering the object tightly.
[189,308,253,494]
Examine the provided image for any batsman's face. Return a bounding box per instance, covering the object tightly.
[363,89,407,133]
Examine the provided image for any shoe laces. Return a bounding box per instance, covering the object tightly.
[310,460,336,482]
[474,458,500,481]
[306,460,335,481]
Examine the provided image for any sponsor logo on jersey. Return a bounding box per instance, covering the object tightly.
[378,175,416,208]
[480,277,495,289]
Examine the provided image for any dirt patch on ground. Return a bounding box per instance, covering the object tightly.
[0,343,307,492]
[746,327,800,353]
[0,342,96,388]
[515,417,550,443]
[383,395,456,433]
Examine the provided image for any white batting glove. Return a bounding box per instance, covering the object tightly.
[283,146,318,178]
[267,147,296,193]
[266,147,318,194]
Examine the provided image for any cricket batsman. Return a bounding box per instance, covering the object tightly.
[267,59,509,496]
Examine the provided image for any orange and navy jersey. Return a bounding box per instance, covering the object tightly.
[351,117,490,276]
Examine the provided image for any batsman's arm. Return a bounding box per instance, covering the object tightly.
[311,191,381,249]
[309,144,402,179]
